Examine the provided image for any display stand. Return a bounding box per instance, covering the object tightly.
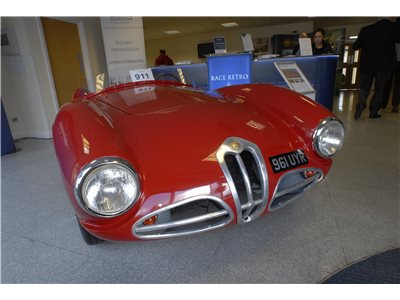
[207,53,252,90]
[274,61,316,100]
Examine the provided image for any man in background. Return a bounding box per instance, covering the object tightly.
[353,18,400,120]
[155,49,174,66]
[382,17,400,113]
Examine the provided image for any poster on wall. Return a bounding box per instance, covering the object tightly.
[1,28,20,56]
[252,37,269,53]
[213,37,227,54]
[100,17,147,85]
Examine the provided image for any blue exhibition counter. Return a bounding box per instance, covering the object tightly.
[151,55,338,111]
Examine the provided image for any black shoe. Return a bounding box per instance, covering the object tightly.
[369,113,382,119]
[354,109,362,120]
[392,107,399,113]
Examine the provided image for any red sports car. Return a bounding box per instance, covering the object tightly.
[52,80,344,244]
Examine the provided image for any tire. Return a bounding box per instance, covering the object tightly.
[76,216,104,245]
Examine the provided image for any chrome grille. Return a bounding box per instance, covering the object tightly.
[269,168,323,211]
[132,196,233,240]
[216,137,269,224]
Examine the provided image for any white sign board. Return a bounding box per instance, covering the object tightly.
[241,33,254,52]
[129,69,154,82]
[101,17,147,85]
[274,61,316,99]
[299,38,313,56]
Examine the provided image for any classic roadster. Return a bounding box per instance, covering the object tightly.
[52,80,344,244]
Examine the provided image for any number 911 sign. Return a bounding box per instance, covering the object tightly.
[129,69,155,83]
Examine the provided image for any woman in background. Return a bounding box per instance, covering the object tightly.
[312,28,333,55]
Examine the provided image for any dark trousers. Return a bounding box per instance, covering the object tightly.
[382,72,394,108]
[382,63,400,109]
[357,71,392,114]
[392,65,400,109]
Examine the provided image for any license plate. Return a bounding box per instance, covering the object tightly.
[269,150,308,173]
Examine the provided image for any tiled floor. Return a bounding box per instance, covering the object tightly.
[1,91,399,283]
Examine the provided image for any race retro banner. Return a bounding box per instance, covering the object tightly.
[101,17,147,85]
[207,53,252,90]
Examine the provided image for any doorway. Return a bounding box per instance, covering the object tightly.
[340,42,361,90]
[41,17,87,107]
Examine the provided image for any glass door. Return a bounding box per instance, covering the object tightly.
[341,42,361,90]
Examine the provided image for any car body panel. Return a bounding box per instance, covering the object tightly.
[53,81,336,241]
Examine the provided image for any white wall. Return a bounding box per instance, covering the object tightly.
[325,22,373,40]
[1,17,107,140]
[1,17,54,139]
[145,21,314,66]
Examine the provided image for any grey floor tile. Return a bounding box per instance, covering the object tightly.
[1,235,87,283]
[1,140,63,188]
[1,178,75,241]
[327,187,400,263]
[72,228,228,283]
[203,233,346,283]
[68,258,146,283]
[325,147,399,191]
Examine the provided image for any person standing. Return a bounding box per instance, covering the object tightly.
[382,17,400,112]
[392,43,400,113]
[353,18,400,119]
[155,49,174,66]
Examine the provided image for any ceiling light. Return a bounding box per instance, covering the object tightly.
[221,22,239,28]
[349,36,358,39]
[164,30,181,34]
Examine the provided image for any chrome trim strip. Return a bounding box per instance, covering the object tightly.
[268,167,323,212]
[135,210,228,233]
[235,154,254,218]
[241,199,262,210]
[216,137,269,224]
[274,174,320,198]
[312,116,345,158]
[74,157,140,218]
[132,195,234,240]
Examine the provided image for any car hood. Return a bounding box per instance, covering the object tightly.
[92,84,310,194]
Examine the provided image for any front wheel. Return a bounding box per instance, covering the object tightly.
[76,216,104,245]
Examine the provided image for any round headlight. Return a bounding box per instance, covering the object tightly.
[313,118,345,157]
[78,160,140,216]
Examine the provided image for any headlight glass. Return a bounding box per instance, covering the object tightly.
[314,119,345,157]
[81,163,139,216]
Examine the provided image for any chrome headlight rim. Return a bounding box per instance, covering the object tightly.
[74,157,140,218]
[313,116,345,158]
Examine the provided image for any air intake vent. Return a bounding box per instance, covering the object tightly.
[269,168,323,211]
[132,196,233,240]
[217,137,269,224]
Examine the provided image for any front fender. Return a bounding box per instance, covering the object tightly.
[52,100,141,223]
